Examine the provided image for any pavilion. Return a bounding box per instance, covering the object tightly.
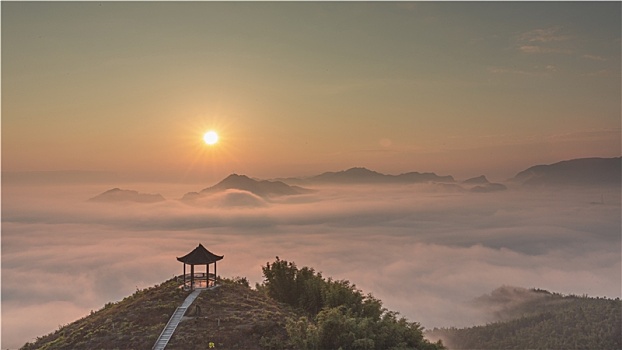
[177,243,223,290]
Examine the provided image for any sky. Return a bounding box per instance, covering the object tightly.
[1,2,621,349]
[2,2,620,182]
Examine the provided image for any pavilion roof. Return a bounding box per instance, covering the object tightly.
[176,244,223,265]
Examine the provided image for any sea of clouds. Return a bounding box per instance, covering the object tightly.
[2,179,620,349]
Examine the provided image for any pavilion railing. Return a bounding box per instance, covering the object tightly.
[177,273,217,290]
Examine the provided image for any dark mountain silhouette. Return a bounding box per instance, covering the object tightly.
[307,167,455,184]
[182,174,311,200]
[312,167,386,183]
[463,175,490,185]
[88,188,165,203]
[512,157,621,186]
[461,175,507,193]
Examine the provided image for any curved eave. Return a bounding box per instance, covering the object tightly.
[176,244,224,265]
[176,255,223,265]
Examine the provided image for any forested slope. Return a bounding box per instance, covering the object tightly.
[427,291,621,350]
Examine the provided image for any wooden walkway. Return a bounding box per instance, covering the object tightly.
[152,285,218,350]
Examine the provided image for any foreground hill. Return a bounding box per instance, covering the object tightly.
[182,174,311,201]
[427,287,622,350]
[22,258,444,350]
[20,278,297,350]
[512,157,621,186]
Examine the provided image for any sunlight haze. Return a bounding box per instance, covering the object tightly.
[3,2,620,181]
[2,2,621,349]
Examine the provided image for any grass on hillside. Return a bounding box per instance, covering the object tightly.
[167,277,299,349]
[19,277,299,350]
[21,278,189,350]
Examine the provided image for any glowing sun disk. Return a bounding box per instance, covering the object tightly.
[203,130,219,145]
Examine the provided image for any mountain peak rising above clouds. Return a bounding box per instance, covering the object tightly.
[461,175,507,193]
[182,174,310,201]
[512,157,621,186]
[88,188,165,203]
[463,175,490,185]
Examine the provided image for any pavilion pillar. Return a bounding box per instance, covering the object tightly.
[183,263,186,288]
[191,264,195,290]
[214,261,217,283]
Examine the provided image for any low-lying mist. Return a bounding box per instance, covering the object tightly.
[2,180,620,349]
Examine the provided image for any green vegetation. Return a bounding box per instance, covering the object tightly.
[259,257,445,350]
[427,291,622,350]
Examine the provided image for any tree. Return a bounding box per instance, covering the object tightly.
[261,257,445,350]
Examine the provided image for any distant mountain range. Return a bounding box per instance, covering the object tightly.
[511,157,621,186]
[281,167,455,185]
[283,157,619,187]
[88,188,166,203]
[87,157,621,202]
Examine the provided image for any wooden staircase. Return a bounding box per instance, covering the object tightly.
[152,288,203,350]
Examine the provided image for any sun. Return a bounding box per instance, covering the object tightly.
[203,130,219,145]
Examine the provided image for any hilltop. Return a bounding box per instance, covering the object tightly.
[20,277,297,350]
[21,258,444,350]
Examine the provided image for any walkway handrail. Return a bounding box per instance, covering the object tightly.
[152,288,203,350]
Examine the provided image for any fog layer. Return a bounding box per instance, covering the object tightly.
[2,181,620,349]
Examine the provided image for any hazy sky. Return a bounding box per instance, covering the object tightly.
[2,2,620,181]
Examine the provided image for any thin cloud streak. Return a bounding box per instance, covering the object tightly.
[517,27,571,43]
[519,45,573,54]
[583,54,607,62]
[516,26,575,56]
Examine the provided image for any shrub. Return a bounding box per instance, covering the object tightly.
[261,257,445,350]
